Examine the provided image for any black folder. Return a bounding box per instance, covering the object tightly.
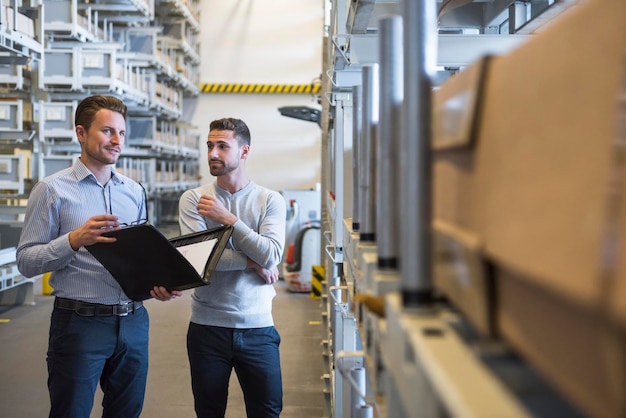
[86,224,233,301]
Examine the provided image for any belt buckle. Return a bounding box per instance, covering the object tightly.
[116,303,130,316]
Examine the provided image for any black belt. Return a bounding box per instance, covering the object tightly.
[54,297,143,317]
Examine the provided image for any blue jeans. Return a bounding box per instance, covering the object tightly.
[47,306,149,418]
[187,323,283,418]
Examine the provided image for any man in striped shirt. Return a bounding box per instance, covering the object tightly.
[16,95,180,418]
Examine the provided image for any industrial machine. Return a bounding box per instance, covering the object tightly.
[283,222,320,293]
[279,188,321,293]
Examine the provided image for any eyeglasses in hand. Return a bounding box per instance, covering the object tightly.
[107,182,149,228]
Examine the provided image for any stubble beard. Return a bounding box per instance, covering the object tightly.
[209,160,237,177]
[209,161,236,177]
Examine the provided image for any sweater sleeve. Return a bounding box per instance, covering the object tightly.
[178,187,248,270]
[179,187,211,235]
[230,189,286,269]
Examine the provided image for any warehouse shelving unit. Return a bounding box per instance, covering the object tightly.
[0,0,202,303]
[319,1,612,417]
[2,0,201,216]
[0,0,43,303]
[37,0,201,225]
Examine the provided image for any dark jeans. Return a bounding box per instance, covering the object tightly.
[47,306,149,418]
[187,323,283,418]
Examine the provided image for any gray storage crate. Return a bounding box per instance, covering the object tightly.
[0,100,31,131]
[0,65,29,90]
[0,155,25,195]
[39,101,77,142]
[43,0,103,42]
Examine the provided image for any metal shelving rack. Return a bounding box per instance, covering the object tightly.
[0,0,202,303]
[0,0,44,304]
[0,0,201,225]
[319,1,592,417]
[37,0,201,227]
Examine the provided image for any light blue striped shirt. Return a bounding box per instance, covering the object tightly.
[16,158,146,304]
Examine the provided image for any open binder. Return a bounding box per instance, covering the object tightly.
[86,224,233,301]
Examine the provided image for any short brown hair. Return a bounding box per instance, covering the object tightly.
[75,95,127,131]
[209,118,251,146]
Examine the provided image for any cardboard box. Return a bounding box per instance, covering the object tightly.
[435,0,626,321]
[497,269,625,418]
[434,1,626,321]
[432,219,493,336]
[432,0,626,416]
[476,0,625,322]
[432,56,495,336]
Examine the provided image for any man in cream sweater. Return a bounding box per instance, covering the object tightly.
[156,117,286,418]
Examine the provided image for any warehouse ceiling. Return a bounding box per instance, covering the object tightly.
[331,0,580,85]
[438,0,579,34]
[349,0,579,35]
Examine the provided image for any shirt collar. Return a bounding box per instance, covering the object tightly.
[72,158,124,186]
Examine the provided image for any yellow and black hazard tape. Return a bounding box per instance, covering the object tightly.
[200,83,321,95]
[311,265,325,299]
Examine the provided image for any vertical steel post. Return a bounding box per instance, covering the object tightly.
[358,64,379,243]
[352,84,362,232]
[377,15,403,270]
[399,0,437,307]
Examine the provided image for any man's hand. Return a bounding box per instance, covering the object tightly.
[197,195,237,226]
[68,214,120,250]
[247,259,279,285]
[150,286,183,301]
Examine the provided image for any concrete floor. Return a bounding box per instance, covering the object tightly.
[0,278,326,417]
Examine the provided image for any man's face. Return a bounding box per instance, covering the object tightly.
[76,109,126,167]
[206,129,248,177]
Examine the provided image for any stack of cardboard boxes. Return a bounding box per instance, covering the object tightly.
[432,1,626,417]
